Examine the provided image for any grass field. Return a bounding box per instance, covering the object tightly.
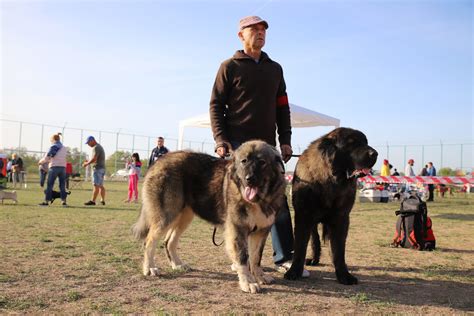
[1,179,473,314]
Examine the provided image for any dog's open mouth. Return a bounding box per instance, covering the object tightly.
[349,168,371,178]
[243,186,259,202]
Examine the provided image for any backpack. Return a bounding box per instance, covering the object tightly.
[391,194,436,251]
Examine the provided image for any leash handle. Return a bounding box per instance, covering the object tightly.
[212,227,224,246]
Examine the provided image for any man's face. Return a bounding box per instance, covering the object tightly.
[239,23,266,49]
[157,139,164,147]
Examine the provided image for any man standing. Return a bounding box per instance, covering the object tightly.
[209,15,308,277]
[426,162,436,201]
[83,136,106,206]
[148,137,169,168]
[405,159,415,176]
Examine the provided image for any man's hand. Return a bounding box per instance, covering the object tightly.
[280,144,293,163]
[215,142,233,159]
[216,146,228,158]
[82,161,89,167]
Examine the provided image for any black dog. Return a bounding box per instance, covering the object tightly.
[284,128,377,285]
[49,190,71,204]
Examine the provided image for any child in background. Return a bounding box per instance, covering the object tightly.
[125,153,142,203]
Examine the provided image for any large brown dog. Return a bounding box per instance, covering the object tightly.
[132,140,286,293]
[284,128,377,284]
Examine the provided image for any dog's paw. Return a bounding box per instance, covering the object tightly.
[305,258,320,266]
[172,264,191,272]
[239,280,261,294]
[336,271,358,285]
[283,267,301,280]
[255,273,274,285]
[143,267,159,276]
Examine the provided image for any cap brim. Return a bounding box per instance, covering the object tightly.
[240,21,268,30]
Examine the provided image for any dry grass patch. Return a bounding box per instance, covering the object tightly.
[0,181,473,314]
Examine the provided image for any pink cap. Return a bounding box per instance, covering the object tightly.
[239,16,269,31]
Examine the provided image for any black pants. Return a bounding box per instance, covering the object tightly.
[428,184,435,201]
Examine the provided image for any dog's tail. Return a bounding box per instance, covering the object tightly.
[131,206,150,241]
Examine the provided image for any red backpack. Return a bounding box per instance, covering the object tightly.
[391,195,436,251]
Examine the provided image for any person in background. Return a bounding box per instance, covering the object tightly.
[11,153,24,188]
[148,137,169,168]
[65,162,73,190]
[392,168,400,176]
[426,162,436,202]
[38,133,68,206]
[380,159,390,176]
[209,15,308,277]
[38,160,49,188]
[6,159,12,182]
[419,164,428,176]
[83,136,106,206]
[405,159,415,176]
[125,152,142,203]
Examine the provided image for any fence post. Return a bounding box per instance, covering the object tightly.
[403,145,406,168]
[147,136,151,167]
[115,130,120,173]
[80,129,84,168]
[421,145,424,166]
[440,140,443,169]
[18,121,23,149]
[40,124,44,154]
[132,134,135,153]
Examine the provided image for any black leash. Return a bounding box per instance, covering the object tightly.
[212,227,224,246]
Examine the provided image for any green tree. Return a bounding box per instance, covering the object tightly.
[68,147,88,174]
[105,150,131,175]
[438,167,455,176]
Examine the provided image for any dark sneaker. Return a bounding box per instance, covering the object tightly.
[84,200,96,206]
[100,201,105,206]
[38,202,49,206]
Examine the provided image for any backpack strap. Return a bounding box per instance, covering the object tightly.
[391,216,403,247]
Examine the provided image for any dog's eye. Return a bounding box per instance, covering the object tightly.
[240,159,248,164]
[258,160,266,166]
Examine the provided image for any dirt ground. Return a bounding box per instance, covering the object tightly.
[1,185,473,314]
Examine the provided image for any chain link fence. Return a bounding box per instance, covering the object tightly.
[1,118,473,177]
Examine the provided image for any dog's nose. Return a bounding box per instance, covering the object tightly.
[245,174,257,186]
[368,149,378,159]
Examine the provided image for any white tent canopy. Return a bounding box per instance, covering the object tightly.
[178,103,340,149]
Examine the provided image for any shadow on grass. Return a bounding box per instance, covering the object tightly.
[275,267,473,311]
[140,265,473,311]
[434,213,474,221]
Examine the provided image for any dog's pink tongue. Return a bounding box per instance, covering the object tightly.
[244,187,258,201]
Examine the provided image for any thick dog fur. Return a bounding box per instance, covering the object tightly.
[132,140,286,293]
[284,127,378,284]
[0,190,17,204]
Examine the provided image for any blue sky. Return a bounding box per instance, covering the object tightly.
[1,0,472,171]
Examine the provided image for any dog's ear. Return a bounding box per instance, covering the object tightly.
[275,154,285,174]
[229,156,242,186]
[318,137,337,159]
[267,145,285,174]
